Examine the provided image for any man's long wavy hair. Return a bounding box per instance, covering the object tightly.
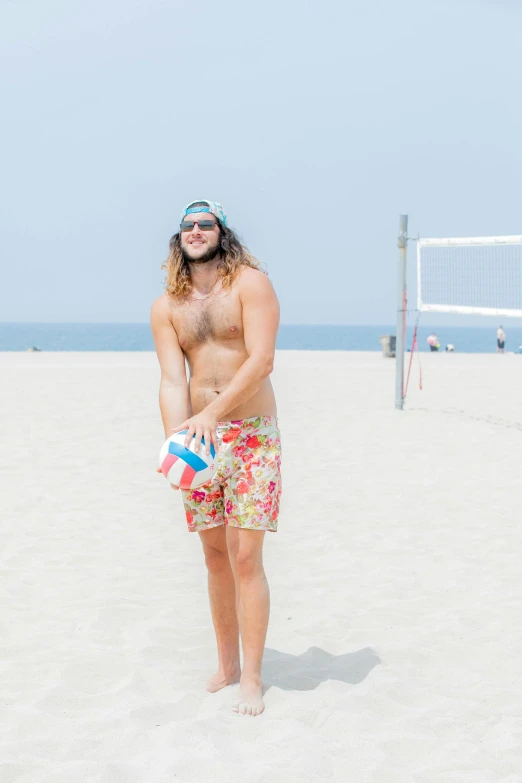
[162,215,264,299]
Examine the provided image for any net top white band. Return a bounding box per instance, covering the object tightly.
[419,235,522,248]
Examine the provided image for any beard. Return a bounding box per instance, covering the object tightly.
[181,242,221,265]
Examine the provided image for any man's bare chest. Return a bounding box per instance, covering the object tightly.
[171,293,243,351]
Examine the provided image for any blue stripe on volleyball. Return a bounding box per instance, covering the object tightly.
[173,430,216,459]
[168,441,208,471]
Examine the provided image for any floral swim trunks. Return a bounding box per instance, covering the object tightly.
[181,416,282,533]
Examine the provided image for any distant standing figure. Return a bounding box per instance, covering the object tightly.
[497,325,506,353]
[427,333,440,352]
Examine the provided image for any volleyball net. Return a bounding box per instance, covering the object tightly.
[417,235,522,317]
[397,230,522,408]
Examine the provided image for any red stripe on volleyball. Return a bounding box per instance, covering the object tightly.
[179,463,197,489]
[161,453,179,478]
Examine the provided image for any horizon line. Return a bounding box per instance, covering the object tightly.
[0,321,513,329]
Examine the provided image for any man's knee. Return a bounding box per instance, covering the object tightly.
[232,550,263,582]
[204,545,230,574]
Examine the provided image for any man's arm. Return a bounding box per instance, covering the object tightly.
[150,294,189,438]
[172,268,279,452]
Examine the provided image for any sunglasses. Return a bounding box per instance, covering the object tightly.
[180,220,218,232]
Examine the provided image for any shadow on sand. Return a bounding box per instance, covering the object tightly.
[262,646,381,693]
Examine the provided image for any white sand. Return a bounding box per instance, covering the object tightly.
[1,350,521,783]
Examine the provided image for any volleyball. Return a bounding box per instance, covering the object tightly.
[159,430,217,490]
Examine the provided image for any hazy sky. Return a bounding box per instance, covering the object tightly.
[1,0,521,325]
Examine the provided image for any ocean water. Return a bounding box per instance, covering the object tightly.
[1,323,522,354]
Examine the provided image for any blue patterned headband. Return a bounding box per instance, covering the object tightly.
[180,199,227,226]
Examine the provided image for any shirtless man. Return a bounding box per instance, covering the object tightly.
[150,200,281,717]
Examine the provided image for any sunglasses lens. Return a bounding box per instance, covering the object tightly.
[180,220,217,232]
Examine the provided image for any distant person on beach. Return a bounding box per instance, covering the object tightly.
[427,332,440,352]
[497,325,506,353]
[150,200,281,717]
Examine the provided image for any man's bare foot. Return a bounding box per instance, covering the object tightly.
[232,675,265,716]
[206,668,241,693]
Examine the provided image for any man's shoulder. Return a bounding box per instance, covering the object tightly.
[236,265,273,292]
[150,292,173,321]
[236,265,265,281]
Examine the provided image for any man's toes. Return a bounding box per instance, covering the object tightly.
[232,698,264,716]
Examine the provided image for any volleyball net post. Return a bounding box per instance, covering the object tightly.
[395,214,408,410]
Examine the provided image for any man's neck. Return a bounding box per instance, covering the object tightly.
[189,257,222,295]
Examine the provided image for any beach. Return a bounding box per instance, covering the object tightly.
[2,350,521,782]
